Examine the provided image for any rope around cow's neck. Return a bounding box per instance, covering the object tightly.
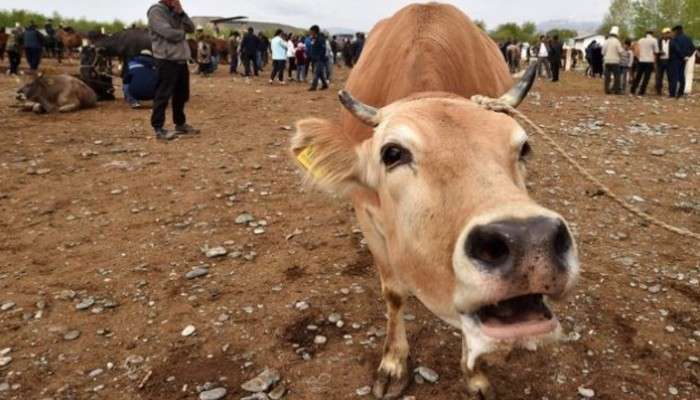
[470,95,700,241]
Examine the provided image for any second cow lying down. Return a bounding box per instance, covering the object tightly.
[16,73,98,114]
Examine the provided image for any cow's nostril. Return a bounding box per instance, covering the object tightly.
[553,220,573,263]
[466,227,511,269]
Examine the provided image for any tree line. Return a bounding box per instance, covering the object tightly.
[0,9,129,33]
[601,0,699,39]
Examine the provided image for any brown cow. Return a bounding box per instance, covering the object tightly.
[291,4,579,399]
[16,73,97,113]
[57,28,83,56]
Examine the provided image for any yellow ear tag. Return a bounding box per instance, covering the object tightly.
[296,146,324,179]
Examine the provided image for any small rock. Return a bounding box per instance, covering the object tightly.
[1,301,15,311]
[668,386,678,395]
[665,325,675,333]
[241,368,280,393]
[199,387,227,400]
[182,325,196,337]
[76,298,95,310]
[295,301,309,311]
[415,366,439,383]
[578,386,595,398]
[235,213,255,225]
[650,149,667,156]
[64,330,81,341]
[356,386,372,396]
[268,383,286,400]
[328,313,342,323]
[314,335,327,345]
[0,357,12,367]
[0,382,9,392]
[205,247,228,258]
[241,394,268,400]
[186,267,209,280]
[88,368,104,378]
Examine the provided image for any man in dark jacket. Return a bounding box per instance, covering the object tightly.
[147,0,198,140]
[240,27,260,77]
[352,32,365,65]
[23,22,44,71]
[668,25,695,98]
[308,25,328,91]
[549,35,563,82]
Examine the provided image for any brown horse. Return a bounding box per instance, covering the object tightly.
[57,28,83,57]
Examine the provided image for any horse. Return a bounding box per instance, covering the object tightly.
[94,28,152,64]
[57,27,83,58]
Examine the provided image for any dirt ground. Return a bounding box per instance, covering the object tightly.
[0,59,698,400]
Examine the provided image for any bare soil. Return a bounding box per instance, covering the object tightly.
[0,60,698,400]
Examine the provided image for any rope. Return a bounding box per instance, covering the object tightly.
[471,95,700,241]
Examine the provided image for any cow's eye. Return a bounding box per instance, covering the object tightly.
[519,141,532,161]
[381,144,412,170]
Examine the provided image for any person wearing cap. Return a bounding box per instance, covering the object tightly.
[668,25,695,98]
[602,26,625,95]
[124,49,158,109]
[631,30,659,96]
[147,0,199,140]
[656,28,672,95]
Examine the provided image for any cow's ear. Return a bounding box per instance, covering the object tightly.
[291,118,366,195]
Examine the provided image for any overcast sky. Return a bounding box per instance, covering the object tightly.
[9,0,610,31]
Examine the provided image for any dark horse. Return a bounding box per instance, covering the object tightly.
[94,28,152,64]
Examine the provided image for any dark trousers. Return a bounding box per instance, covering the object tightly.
[668,59,686,98]
[631,62,653,95]
[550,59,561,81]
[151,60,189,130]
[287,57,296,78]
[310,60,328,89]
[25,47,42,70]
[242,53,258,76]
[8,50,21,74]
[270,59,286,81]
[604,63,622,94]
[655,60,669,95]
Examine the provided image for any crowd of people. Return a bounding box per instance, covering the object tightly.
[597,25,695,98]
[3,20,58,74]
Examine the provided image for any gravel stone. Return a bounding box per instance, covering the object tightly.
[186,267,209,279]
[182,325,196,337]
[199,387,227,400]
[241,368,280,393]
[64,330,81,341]
[578,386,595,398]
[415,366,439,383]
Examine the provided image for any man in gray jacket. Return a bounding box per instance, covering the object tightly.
[148,0,199,140]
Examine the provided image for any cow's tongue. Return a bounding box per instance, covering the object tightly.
[477,294,557,340]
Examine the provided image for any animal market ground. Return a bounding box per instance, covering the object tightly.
[0,60,699,400]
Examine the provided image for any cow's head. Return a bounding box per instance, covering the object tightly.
[16,72,48,102]
[291,64,578,366]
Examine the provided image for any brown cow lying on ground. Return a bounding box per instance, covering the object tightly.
[16,73,98,113]
[292,3,579,399]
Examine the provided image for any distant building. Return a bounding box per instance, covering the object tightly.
[572,33,606,53]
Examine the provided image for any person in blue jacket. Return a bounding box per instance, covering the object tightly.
[123,49,158,109]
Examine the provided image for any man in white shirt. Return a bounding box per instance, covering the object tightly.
[656,27,672,95]
[602,26,625,94]
[536,35,551,78]
[631,30,660,95]
[269,29,288,84]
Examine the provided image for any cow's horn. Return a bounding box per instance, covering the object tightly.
[338,90,381,127]
[498,61,537,108]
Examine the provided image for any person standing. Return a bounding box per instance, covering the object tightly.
[536,36,551,79]
[23,22,44,72]
[240,27,259,77]
[325,35,334,82]
[147,0,199,140]
[668,25,695,98]
[196,31,214,77]
[308,25,329,91]
[549,35,563,82]
[295,42,307,82]
[656,28,672,95]
[7,23,23,75]
[352,32,365,65]
[631,31,659,96]
[286,34,296,81]
[620,39,634,93]
[269,29,287,84]
[228,31,240,75]
[602,27,625,95]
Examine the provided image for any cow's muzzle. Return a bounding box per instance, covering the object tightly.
[461,216,577,340]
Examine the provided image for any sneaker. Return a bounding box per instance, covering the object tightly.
[174,124,200,135]
[155,128,176,141]
[130,102,142,109]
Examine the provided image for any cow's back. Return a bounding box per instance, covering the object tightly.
[343,3,512,142]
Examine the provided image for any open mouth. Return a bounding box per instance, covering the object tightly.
[473,294,558,340]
